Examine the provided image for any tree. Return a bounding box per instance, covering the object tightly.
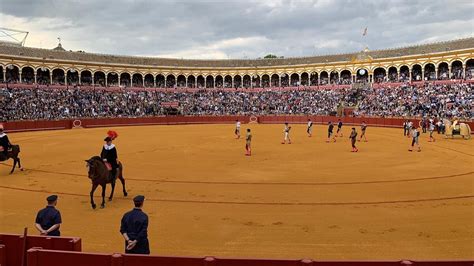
[264,54,278,59]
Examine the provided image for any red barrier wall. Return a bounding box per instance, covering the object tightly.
[3,116,474,133]
[26,248,474,266]
[0,234,81,266]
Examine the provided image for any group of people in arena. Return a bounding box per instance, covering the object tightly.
[0,83,472,121]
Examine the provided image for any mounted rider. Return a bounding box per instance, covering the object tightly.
[100,130,119,180]
[0,124,12,161]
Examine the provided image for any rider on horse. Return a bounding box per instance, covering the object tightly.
[100,131,119,180]
[0,124,12,161]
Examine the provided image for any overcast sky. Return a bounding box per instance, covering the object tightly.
[1,0,473,59]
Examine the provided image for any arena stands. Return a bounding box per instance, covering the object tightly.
[0,83,472,121]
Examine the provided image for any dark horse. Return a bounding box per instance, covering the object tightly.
[85,156,127,209]
[0,145,22,174]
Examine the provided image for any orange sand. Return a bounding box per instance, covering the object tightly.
[0,124,473,260]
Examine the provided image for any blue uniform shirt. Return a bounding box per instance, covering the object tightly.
[120,208,149,242]
[35,206,62,236]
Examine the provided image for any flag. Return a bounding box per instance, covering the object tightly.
[362,27,368,36]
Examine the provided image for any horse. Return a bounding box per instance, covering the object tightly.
[85,156,127,209]
[444,119,472,140]
[0,145,22,174]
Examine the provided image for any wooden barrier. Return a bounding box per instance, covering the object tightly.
[25,248,474,266]
[0,234,81,266]
[3,116,473,134]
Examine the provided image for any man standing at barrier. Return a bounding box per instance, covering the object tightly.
[245,128,252,156]
[235,120,241,139]
[307,119,313,137]
[281,122,292,144]
[120,195,150,254]
[35,195,62,236]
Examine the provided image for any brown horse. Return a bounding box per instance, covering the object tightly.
[85,156,127,209]
[0,145,22,174]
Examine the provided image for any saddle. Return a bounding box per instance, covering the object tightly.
[104,162,113,171]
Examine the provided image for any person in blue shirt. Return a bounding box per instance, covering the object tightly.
[120,195,150,254]
[35,195,62,236]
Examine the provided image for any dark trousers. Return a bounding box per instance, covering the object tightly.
[125,239,150,254]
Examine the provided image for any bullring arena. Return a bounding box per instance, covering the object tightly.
[1,117,473,260]
[0,30,474,265]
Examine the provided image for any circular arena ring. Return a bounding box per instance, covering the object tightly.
[0,123,473,259]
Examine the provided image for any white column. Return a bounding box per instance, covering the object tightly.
[64,73,67,85]
[50,72,53,85]
[78,73,82,85]
[19,71,22,83]
[34,73,37,84]
[105,74,108,87]
[142,76,145,87]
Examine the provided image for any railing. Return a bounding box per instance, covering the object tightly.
[0,233,81,266]
[3,116,473,134]
[25,248,474,266]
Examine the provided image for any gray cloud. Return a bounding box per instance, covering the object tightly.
[1,0,473,59]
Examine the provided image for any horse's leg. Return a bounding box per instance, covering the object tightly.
[90,183,98,209]
[17,157,23,171]
[118,170,128,197]
[109,179,116,201]
[100,184,106,208]
[9,158,17,174]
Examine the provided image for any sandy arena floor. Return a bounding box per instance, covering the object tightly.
[0,124,473,260]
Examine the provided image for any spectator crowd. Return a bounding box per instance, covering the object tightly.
[0,83,472,121]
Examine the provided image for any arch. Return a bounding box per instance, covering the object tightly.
[271,74,280,87]
[132,73,143,87]
[234,75,242,88]
[196,75,205,88]
[224,75,232,88]
[424,63,436,81]
[261,74,270,88]
[205,75,214,88]
[466,59,474,80]
[300,72,309,86]
[155,74,165,87]
[80,70,92,85]
[37,67,51,85]
[355,68,368,82]
[94,71,106,87]
[340,70,351,84]
[399,65,410,82]
[21,66,35,84]
[144,74,154,87]
[373,67,387,83]
[252,74,260,88]
[5,64,20,83]
[215,75,223,88]
[66,69,79,85]
[107,72,119,87]
[320,71,329,84]
[388,67,398,82]
[177,75,186,88]
[437,62,449,80]
[290,73,299,86]
[166,74,176,88]
[450,60,463,79]
[310,72,318,86]
[280,73,289,87]
[187,75,196,88]
[243,75,251,88]
[329,71,339,85]
[411,64,422,81]
[52,68,65,85]
[120,72,131,87]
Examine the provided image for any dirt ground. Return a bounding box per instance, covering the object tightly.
[0,124,473,260]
